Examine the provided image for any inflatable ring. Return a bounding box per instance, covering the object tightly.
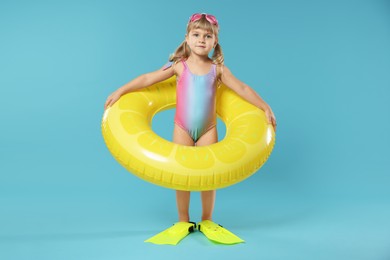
[102,76,275,191]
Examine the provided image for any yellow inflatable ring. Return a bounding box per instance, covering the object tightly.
[102,76,275,191]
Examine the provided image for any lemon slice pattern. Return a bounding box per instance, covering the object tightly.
[102,76,275,191]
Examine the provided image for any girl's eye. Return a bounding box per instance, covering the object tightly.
[206,35,213,39]
[193,33,199,37]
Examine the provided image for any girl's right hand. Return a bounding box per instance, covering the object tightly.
[104,91,122,110]
[264,107,277,132]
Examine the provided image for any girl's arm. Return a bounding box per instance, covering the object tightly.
[104,65,175,110]
[221,65,277,131]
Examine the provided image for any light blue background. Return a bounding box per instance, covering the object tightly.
[1,0,390,259]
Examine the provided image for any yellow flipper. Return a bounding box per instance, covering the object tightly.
[144,222,196,245]
[198,220,244,245]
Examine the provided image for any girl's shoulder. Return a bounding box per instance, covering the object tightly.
[162,60,185,76]
[174,60,185,76]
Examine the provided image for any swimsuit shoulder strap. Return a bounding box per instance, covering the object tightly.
[211,63,217,77]
[180,60,189,74]
[181,59,188,68]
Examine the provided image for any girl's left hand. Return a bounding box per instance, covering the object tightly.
[265,108,277,132]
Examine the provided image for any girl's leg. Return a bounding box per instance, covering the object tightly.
[173,124,195,222]
[200,190,216,221]
[176,191,191,222]
[196,126,218,221]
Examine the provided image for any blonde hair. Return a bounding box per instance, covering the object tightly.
[169,14,224,79]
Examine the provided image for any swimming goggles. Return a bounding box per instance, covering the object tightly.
[188,13,219,28]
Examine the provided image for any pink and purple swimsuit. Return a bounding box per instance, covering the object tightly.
[164,60,217,142]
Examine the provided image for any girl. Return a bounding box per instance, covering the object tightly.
[104,13,276,245]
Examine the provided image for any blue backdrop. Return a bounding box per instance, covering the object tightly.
[1,0,389,259]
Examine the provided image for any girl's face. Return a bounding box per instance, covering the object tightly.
[186,28,217,57]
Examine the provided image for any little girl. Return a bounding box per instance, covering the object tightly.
[105,13,276,245]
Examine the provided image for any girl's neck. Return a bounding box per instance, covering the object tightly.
[187,55,212,64]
